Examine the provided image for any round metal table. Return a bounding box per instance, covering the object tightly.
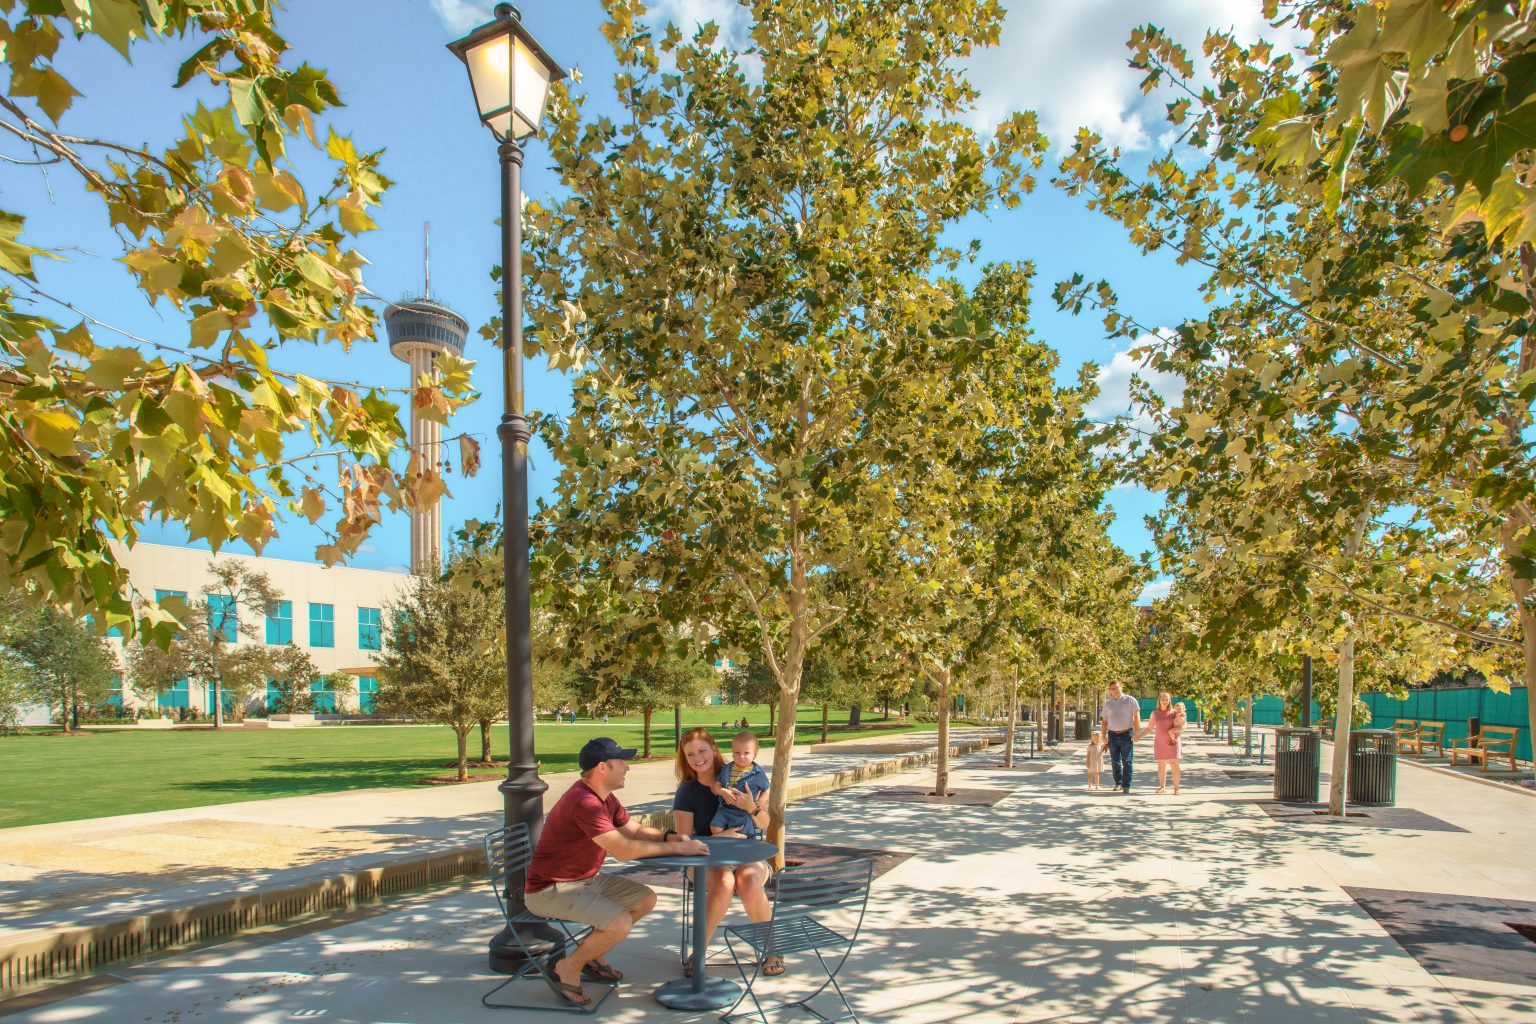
[647,836,778,1011]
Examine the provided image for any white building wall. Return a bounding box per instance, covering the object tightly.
[107,542,412,715]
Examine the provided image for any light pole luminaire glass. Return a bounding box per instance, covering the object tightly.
[447,2,566,972]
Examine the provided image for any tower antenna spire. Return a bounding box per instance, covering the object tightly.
[423,221,430,299]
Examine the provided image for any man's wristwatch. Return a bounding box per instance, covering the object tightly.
[663,828,676,840]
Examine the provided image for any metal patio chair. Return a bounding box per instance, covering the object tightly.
[482,824,617,1014]
[719,857,875,1024]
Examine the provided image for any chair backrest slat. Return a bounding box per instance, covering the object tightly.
[775,858,874,912]
[484,824,535,921]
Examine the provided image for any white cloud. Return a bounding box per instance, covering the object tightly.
[1085,333,1185,429]
[963,0,1300,149]
[429,0,492,35]
[645,0,752,39]
[1138,578,1173,604]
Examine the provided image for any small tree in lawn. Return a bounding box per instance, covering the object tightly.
[576,631,716,758]
[723,659,784,734]
[0,662,23,733]
[127,560,283,727]
[375,551,505,782]
[0,599,114,732]
[264,644,321,714]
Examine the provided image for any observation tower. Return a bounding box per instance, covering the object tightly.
[385,226,469,574]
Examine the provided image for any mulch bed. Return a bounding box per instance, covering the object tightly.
[611,840,911,891]
[862,786,1012,807]
[1345,887,1536,985]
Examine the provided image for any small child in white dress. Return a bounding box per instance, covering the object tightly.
[1085,730,1105,789]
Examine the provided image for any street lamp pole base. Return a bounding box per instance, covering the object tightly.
[487,922,562,973]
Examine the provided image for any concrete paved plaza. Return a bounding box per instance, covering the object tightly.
[3,733,1533,1023]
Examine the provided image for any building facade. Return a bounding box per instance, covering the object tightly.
[105,542,412,717]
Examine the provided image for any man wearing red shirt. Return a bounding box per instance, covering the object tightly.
[526,736,707,1006]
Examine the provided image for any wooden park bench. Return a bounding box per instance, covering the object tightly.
[1390,719,1420,744]
[1449,725,1522,773]
[1399,720,1446,758]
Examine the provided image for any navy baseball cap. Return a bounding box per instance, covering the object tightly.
[579,736,638,771]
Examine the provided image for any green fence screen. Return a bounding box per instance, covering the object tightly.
[1231,689,1529,761]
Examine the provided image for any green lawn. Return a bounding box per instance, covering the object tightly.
[0,705,930,829]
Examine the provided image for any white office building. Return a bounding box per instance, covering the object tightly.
[104,542,412,717]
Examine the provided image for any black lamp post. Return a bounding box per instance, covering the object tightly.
[447,2,566,972]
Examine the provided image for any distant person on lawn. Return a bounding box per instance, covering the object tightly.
[525,736,707,1007]
[1100,682,1143,793]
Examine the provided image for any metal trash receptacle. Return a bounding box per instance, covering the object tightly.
[1074,712,1091,740]
[1274,727,1320,803]
[1347,728,1397,806]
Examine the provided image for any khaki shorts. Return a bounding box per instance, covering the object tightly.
[526,873,654,930]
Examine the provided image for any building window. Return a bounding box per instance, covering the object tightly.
[358,675,377,713]
[311,676,336,714]
[108,675,124,709]
[266,601,293,645]
[309,603,334,648]
[358,607,381,651]
[158,678,189,710]
[207,594,237,643]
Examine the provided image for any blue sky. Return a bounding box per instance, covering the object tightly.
[21,0,1291,601]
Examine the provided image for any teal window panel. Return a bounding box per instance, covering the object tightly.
[207,594,238,643]
[358,675,377,713]
[158,678,189,710]
[310,676,336,713]
[309,603,334,648]
[266,600,293,645]
[358,607,381,651]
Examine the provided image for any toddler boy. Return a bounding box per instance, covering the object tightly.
[710,731,769,836]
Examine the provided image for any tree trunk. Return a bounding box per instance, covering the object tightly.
[768,700,776,735]
[1326,511,1372,816]
[57,694,69,734]
[479,719,492,763]
[211,678,223,729]
[1244,695,1254,758]
[932,666,952,796]
[1499,514,1536,783]
[454,727,469,782]
[848,703,861,727]
[1004,665,1019,768]
[883,695,890,719]
[642,707,653,758]
[764,509,809,868]
[1035,694,1045,753]
[821,702,829,743]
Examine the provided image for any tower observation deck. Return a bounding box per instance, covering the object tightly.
[385,296,469,574]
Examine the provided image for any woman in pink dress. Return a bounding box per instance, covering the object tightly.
[1140,691,1185,794]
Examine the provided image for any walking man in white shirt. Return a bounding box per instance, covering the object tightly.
[1100,682,1143,793]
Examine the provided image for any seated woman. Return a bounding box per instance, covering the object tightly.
[671,727,782,975]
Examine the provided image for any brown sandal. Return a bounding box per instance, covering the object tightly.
[762,955,786,976]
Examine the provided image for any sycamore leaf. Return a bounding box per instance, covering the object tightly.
[300,486,326,524]
[459,434,482,477]
[24,408,80,457]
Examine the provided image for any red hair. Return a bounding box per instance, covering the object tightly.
[675,727,726,783]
